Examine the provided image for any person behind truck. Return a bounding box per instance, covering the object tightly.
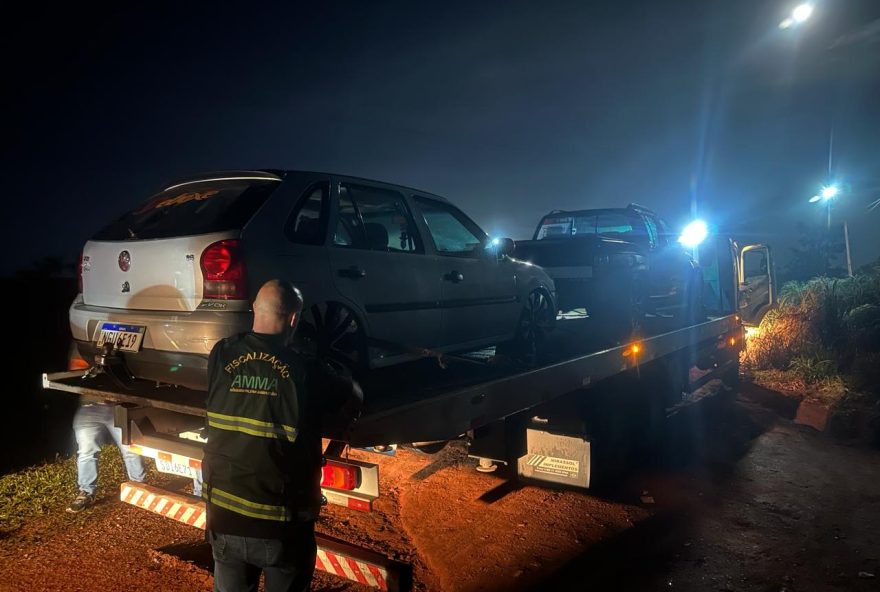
[202,279,361,592]
[66,345,147,513]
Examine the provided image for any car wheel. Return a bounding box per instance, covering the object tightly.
[306,302,367,371]
[510,288,555,364]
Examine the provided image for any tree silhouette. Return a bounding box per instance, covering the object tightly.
[781,220,846,282]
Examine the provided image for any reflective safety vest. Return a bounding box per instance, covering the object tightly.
[202,332,323,537]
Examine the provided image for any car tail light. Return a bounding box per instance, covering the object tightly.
[200,240,248,300]
[321,462,360,491]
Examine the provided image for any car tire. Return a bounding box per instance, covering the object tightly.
[505,288,555,365]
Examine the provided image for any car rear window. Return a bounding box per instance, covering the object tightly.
[93,178,280,240]
[535,211,643,240]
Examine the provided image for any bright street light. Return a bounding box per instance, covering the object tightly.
[807,183,853,276]
[678,220,708,248]
[779,3,814,29]
[820,185,839,200]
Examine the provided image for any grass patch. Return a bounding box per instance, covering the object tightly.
[0,446,178,536]
[743,272,880,394]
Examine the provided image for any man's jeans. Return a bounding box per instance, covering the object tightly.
[73,403,145,495]
[210,524,316,592]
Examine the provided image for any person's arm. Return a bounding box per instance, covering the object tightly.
[309,360,363,426]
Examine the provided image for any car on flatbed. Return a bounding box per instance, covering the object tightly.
[71,170,556,390]
[514,204,702,337]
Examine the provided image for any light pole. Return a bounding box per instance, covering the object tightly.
[808,184,853,276]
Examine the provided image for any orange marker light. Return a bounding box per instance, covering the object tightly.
[728,337,736,347]
[623,343,641,357]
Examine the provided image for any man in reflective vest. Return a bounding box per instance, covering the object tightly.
[203,279,360,592]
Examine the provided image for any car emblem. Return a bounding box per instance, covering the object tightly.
[121,281,131,293]
[118,250,131,272]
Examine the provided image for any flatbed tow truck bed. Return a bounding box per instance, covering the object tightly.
[42,313,742,592]
[44,314,741,447]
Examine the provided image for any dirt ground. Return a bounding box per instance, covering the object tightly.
[2,381,879,591]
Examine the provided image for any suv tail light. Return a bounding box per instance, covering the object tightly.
[200,239,248,300]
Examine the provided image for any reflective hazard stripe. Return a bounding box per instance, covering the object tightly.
[206,411,297,442]
[203,487,291,522]
[121,482,401,591]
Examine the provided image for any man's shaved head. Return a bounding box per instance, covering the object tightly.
[252,279,303,335]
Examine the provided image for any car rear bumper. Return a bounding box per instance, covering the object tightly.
[74,340,211,391]
[70,296,251,390]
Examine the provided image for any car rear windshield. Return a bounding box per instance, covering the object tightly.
[534,211,643,240]
[92,177,280,240]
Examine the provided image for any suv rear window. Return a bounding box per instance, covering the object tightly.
[534,211,643,240]
[93,178,280,240]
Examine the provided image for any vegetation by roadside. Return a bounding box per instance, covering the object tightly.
[0,447,176,536]
[742,270,880,444]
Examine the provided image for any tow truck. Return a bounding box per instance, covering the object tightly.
[43,234,772,592]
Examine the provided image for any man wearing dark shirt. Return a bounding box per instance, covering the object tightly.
[203,279,360,592]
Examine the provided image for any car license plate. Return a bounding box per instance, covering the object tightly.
[156,458,201,480]
[95,322,146,352]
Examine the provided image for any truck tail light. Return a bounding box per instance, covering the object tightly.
[321,462,360,491]
[201,240,248,300]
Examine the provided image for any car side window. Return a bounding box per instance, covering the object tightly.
[656,217,673,246]
[284,183,329,245]
[642,215,659,248]
[414,197,486,257]
[333,184,423,253]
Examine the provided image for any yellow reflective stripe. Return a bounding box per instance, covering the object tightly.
[204,487,290,521]
[207,419,296,442]
[207,411,296,434]
[211,487,288,515]
[206,411,297,441]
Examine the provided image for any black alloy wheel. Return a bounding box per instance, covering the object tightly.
[515,289,555,364]
[307,302,367,371]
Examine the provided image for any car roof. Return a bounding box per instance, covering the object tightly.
[542,203,657,217]
[160,169,451,204]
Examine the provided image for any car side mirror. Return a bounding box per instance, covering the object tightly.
[487,237,515,259]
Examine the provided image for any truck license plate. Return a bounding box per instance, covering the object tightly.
[95,322,146,352]
[156,458,201,480]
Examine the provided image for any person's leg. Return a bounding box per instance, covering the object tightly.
[192,475,203,498]
[103,405,145,483]
[211,532,261,592]
[73,404,105,495]
[261,522,317,592]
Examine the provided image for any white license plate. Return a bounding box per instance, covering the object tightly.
[156,458,201,480]
[95,322,146,352]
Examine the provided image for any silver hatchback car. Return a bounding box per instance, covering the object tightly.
[71,170,556,390]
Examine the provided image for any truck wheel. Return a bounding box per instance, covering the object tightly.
[509,288,555,364]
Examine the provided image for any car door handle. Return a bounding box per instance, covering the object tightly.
[338,266,366,279]
[444,271,464,283]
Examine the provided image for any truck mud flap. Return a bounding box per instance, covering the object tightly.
[119,481,411,591]
[516,428,591,489]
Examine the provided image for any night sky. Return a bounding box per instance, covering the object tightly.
[4,0,879,276]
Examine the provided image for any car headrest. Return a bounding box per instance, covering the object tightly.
[363,223,389,250]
